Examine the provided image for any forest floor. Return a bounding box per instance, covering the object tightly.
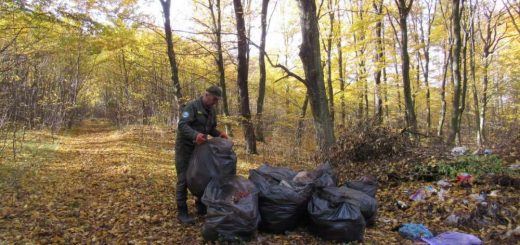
[1,119,519,244]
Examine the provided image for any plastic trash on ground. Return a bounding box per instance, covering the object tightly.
[509,164,520,171]
[437,180,452,188]
[456,173,473,184]
[410,188,427,202]
[421,231,482,245]
[186,138,237,197]
[398,223,434,240]
[451,146,468,156]
[249,164,313,233]
[307,186,366,242]
[469,193,486,203]
[201,176,260,242]
[396,200,409,210]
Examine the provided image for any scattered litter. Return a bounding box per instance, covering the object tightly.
[421,231,482,245]
[396,200,409,210]
[451,146,468,156]
[505,226,520,238]
[509,164,520,171]
[398,223,434,240]
[488,190,499,197]
[469,193,486,203]
[445,214,459,225]
[456,173,473,184]
[436,180,452,188]
[437,188,447,201]
[483,149,492,155]
[424,186,437,194]
[410,187,435,202]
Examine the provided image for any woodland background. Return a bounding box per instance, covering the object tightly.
[1,0,519,243]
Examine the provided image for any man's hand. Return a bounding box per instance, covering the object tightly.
[195,133,207,145]
[219,132,229,139]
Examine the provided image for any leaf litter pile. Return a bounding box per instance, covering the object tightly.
[1,119,519,244]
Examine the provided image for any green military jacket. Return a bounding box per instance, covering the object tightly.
[176,97,220,147]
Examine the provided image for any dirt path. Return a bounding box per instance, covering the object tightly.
[0,120,210,243]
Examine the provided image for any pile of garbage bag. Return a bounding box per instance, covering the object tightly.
[249,164,314,233]
[185,139,378,242]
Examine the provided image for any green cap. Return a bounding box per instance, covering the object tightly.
[206,85,222,97]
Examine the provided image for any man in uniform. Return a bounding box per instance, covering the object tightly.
[175,85,228,224]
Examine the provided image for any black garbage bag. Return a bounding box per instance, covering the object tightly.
[249,164,314,233]
[343,175,379,197]
[308,186,366,242]
[186,138,237,197]
[201,175,260,242]
[297,162,337,188]
[338,187,378,226]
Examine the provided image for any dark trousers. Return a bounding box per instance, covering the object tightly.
[175,144,194,207]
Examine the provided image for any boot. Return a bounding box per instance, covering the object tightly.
[196,199,207,216]
[177,204,195,224]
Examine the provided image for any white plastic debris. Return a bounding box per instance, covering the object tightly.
[509,164,520,171]
[451,146,468,157]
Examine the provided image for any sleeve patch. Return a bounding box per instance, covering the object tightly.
[182,111,189,118]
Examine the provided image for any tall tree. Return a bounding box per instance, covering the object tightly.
[373,0,384,124]
[207,0,232,135]
[352,0,369,120]
[233,0,257,154]
[447,0,464,145]
[159,0,183,122]
[324,0,336,125]
[336,0,346,126]
[477,1,507,146]
[256,0,270,142]
[437,1,453,137]
[295,0,335,150]
[395,0,417,133]
[418,0,437,135]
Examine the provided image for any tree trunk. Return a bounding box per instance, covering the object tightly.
[326,0,335,125]
[373,0,384,124]
[295,0,336,151]
[470,9,481,146]
[233,0,257,154]
[396,0,417,132]
[336,4,346,126]
[480,56,490,145]
[419,0,435,135]
[447,0,463,146]
[256,0,269,142]
[209,0,232,136]
[437,45,451,136]
[458,18,469,145]
[296,95,309,146]
[159,0,183,123]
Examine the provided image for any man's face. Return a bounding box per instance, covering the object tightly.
[204,93,219,107]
